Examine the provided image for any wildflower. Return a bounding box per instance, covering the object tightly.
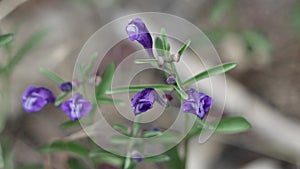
[132,152,144,163]
[60,93,92,121]
[181,88,213,120]
[59,82,72,92]
[21,86,55,113]
[131,88,166,115]
[126,18,154,58]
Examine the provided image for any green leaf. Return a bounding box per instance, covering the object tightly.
[113,124,130,135]
[109,135,131,145]
[134,59,158,64]
[67,157,89,169]
[150,132,178,143]
[54,92,68,106]
[39,141,89,158]
[178,40,191,56]
[182,62,237,87]
[210,0,233,24]
[96,62,115,98]
[39,67,64,83]
[155,37,164,56]
[205,30,226,43]
[97,96,126,106]
[166,147,182,169]
[89,150,123,166]
[83,52,98,77]
[0,144,4,168]
[4,30,47,72]
[216,116,251,133]
[0,34,13,47]
[145,155,170,163]
[59,120,80,129]
[242,30,272,55]
[161,29,167,51]
[142,131,162,137]
[106,84,173,95]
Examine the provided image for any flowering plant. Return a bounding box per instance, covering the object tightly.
[20,18,251,169]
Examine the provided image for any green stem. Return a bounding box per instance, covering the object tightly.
[0,72,11,132]
[123,115,142,169]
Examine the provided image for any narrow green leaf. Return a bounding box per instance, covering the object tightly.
[39,67,64,83]
[151,132,178,143]
[59,120,80,129]
[109,135,131,145]
[106,84,173,95]
[182,62,237,87]
[89,150,123,166]
[83,52,98,77]
[0,34,13,47]
[97,96,125,106]
[39,141,89,158]
[0,144,4,168]
[142,131,162,137]
[134,59,158,64]
[113,124,130,135]
[155,37,164,56]
[145,155,170,163]
[210,0,233,24]
[242,30,272,55]
[205,30,226,43]
[96,62,115,97]
[166,147,182,169]
[178,40,191,56]
[4,30,47,71]
[161,29,167,51]
[54,92,68,106]
[67,157,88,169]
[216,116,251,133]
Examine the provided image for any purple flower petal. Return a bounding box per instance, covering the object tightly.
[59,82,72,92]
[21,86,56,113]
[126,18,154,58]
[60,93,92,121]
[131,88,166,115]
[182,88,213,120]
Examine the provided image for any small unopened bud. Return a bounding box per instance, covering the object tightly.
[164,93,173,101]
[59,82,72,92]
[132,151,144,163]
[157,56,164,66]
[172,53,180,62]
[166,74,176,84]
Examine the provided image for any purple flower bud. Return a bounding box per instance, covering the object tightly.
[181,88,213,120]
[166,74,176,84]
[126,18,154,58]
[60,93,92,121]
[132,152,144,163]
[21,86,55,113]
[59,82,72,92]
[131,88,166,116]
[164,93,173,101]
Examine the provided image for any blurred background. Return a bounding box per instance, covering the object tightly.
[0,0,300,169]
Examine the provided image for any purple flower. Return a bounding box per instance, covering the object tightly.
[131,88,166,116]
[21,86,55,113]
[60,93,92,121]
[132,152,144,163]
[126,18,154,58]
[181,88,213,120]
[59,82,72,92]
